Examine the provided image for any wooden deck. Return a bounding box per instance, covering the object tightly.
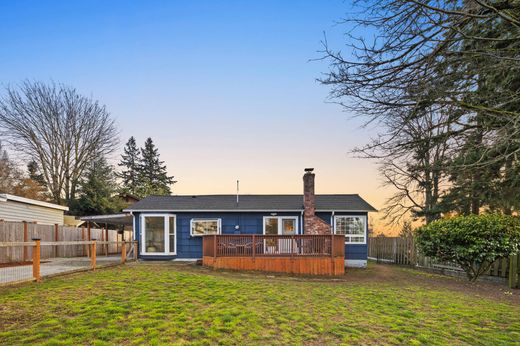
[202,234,345,276]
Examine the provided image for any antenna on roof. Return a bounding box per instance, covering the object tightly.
[236,180,239,206]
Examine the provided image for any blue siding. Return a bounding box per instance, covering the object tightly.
[133,210,368,261]
[135,212,302,260]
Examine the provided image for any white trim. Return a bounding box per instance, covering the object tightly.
[334,215,367,245]
[124,209,376,213]
[0,193,69,211]
[345,259,367,268]
[262,216,299,235]
[190,218,222,237]
[140,213,176,256]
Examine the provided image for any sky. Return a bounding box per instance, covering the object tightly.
[0,1,394,233]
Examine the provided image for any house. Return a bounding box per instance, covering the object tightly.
[118,193,140,206]
[124,169,377,267]
[0,193,69,225]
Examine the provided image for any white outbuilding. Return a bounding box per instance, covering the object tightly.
[0,194,68,225]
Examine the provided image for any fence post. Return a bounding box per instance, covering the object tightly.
[54,223,59,258]
[510,254,519,289]
[23,221,28,262]
[87,222,91,258]
[105,224,108,256]
[91,239,97,271]
[32,238,41,282]
[82,226,86,256]
[121,241,126,264]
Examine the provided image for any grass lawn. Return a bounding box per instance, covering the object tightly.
[0,262,519,345]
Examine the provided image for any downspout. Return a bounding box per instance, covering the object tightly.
[331,211,335,234]
[300,210,304,234]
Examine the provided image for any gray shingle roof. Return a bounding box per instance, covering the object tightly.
[124,194,377,212]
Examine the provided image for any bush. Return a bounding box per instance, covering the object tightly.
[415,214,520,281]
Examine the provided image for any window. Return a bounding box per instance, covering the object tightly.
[141,214,176,255]
[191,219,221,236]
[263,216,298,235]
[334,215,366,244]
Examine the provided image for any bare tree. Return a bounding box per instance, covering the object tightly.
[320,0,520,164]
[320,0,520,221]
[0,81,119,204]
[356,103,454,224]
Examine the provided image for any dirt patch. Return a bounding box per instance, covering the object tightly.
[0,261,49,268]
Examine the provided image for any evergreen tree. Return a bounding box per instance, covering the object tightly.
[71,157,124,216]
[0,141,20,193]
[117,137,141,196]
[138,138,174,196]
[27,160,47,188]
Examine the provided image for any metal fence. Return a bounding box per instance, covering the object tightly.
[0,240,137,286]
[0,221,132,263]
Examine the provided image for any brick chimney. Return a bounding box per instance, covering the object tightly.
[303,168,316,218]
[303,168,331,235]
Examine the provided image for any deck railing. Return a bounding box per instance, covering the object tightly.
[203,234,345,258]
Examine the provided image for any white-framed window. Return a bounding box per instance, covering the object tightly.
[263,216,298,235]
[190,219,222,236]
[140,214,176,255]
[334,215,366,244]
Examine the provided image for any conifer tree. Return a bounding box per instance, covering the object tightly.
[138,138,174,196]
[117,137,141,196]
[71,156,124,216]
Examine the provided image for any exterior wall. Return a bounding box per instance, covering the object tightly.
[316,211,368,266]
[134,212,302,260]
[133,210,368,266]
[0,200,64,225]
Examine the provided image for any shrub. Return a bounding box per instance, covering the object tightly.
[415,214,520,281]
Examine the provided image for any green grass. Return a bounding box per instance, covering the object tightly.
[0,263,519,345]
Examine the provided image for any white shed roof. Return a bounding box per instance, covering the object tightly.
[0,194,69,211]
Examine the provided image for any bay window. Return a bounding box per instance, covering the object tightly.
[141,214,176,255]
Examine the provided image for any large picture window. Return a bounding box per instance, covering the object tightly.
[191,219,221,236]
[141,214,176,255]
[334,215,366,244]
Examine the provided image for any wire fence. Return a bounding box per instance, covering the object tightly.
[0,240,137,286]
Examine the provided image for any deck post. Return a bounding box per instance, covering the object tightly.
[291,235,294,259]
[121,241,126,264]
[32,238,41,282]
[91,239,97,271]
[252,234,256,261]
[213,234,217,259]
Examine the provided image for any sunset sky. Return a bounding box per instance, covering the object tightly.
[0,1,394,233]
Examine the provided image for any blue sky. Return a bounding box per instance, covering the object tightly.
[0,1,387,224]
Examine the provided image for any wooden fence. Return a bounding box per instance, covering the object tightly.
[0,220,132,263]
[368,236,520,289]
